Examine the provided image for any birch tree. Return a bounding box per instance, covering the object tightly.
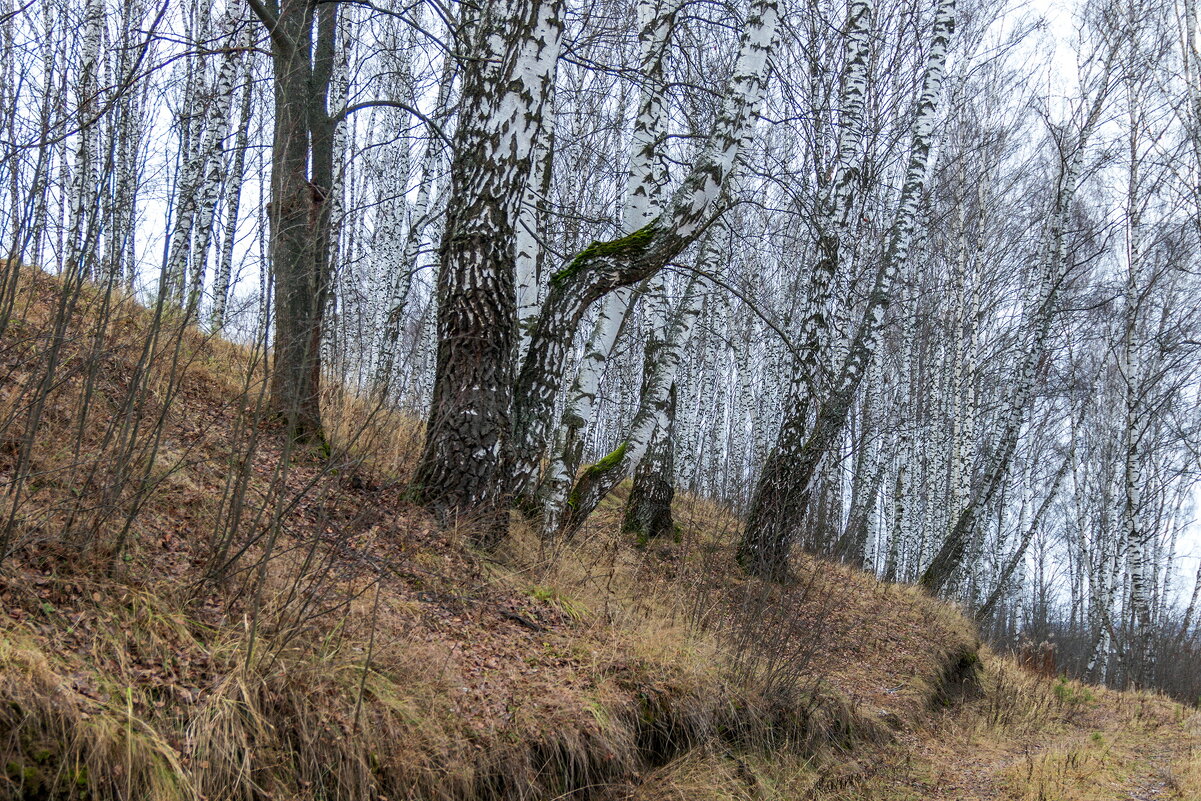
[508,0,780,510]
[740,0,956,578]
[411,0,564,526]
[534,0,676,520]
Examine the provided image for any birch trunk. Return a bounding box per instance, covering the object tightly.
[553,267,708,541]
[976,456,1070,621]
[187,4,248,310]
[211,63,255,329]
[511,0,778,509]
[739,0,955,578]
[371,31,455,397]
[531,0,677,514]
[65,0,105,277]
[412,0,563,528]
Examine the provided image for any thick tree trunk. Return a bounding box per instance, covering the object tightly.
[412,0,562,530]
[254,0,339,443]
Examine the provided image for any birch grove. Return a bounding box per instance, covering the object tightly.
[3,0,1201,698]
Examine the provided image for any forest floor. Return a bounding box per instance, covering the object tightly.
[631,643,1201,801]
[0,266,1197,800]
[807,653,1201,801]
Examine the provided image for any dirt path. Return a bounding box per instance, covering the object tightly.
[826,660,1201,801]
[848,714,1199,800]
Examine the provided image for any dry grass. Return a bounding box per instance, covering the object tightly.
[628,747,824,801]
[1166,739,1201,799]
[322,383,425,483]
[804,649,1201,801]
[6,266,1183,801]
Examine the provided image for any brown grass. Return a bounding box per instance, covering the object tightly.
[7,266,1168,801]
[802,650,1201,801]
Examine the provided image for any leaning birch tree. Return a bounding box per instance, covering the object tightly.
[533,0,677,520]
[508,0,781,509]
[739,0,956,578]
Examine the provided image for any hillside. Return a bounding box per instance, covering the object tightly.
[0,268,1197,800]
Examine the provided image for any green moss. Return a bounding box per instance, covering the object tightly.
[586,441,629,475]
[316,435,333,461]
[5,760,40,789]
[567,442,629,510]
[550,224,656,286]
[1053,677,1095,706]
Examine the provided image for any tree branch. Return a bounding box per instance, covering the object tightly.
[333,100,453,146]
[247,0,296,55]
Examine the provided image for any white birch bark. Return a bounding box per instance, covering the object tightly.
[553,253,712,540]
[211,61,255,329]
[740,0,955,577]
[371,21,456,397]
[163,2,212,300]
[531,0,677,511]
[514,19,781,505]
[187,3,249,309]
[515,79,556,356]
[64,0,105,276]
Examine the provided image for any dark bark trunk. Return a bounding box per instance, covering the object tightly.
[411,0,561,537]
[412,227,517,529]
[260,0,337,444]
[736,387,824,579]
[623,383,677,543]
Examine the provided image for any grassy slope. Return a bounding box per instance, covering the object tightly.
[0,268,1195,800]
[816,652,1201,801]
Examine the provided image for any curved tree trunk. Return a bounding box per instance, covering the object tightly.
[510,0,779,504]
[554,268,706,541]
[532,0,676,516]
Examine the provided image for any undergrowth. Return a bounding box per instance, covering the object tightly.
[0,266,980,800]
